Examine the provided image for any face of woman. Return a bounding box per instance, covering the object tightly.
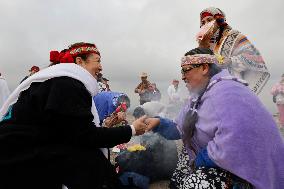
[77,53,102,79]
[201,15,215,26]
[181,64,209,94]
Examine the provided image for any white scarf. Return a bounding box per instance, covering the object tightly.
[0,63,108,157]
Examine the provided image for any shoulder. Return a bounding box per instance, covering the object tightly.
[228,30,252,46]
[46,77,87,92]
[41,77,91,100]
[207,79,251,100]
[204,79,260,115]
[94,91,113,102]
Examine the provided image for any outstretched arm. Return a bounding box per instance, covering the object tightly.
[145,117,181,140]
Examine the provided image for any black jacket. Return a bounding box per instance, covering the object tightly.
[0,77,132,165]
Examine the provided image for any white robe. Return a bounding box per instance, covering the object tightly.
[0,76,10,109]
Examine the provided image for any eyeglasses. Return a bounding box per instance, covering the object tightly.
[181,64,202,74]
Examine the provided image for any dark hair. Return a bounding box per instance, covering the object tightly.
[216,24,225,45]
[215,16,231,45]
[133,107,145,119]
[182,47,221,153]
[68,42,96,62]
[117,94,130,109]
[185,47,214,56]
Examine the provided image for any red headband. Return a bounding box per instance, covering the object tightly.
[69,46,100,57]
[200,12,227,27]
[50,43,100,64]
[201,12,213,20]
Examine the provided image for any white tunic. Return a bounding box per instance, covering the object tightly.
[0,76,10,109]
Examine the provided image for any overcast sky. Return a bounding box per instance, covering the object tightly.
[0,0,283,112]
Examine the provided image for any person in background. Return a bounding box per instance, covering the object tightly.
[167,79,181,104]
[20,65,40,83]
[0,72,10,109]
[96,73,106,92]
[198,7,270,94]
[102,77,111,91]
[148,83,161,101]
[93,91,130,127]
[135,72,151,105]
[146,47,284,189]
[167,79,183,119]
[96,73,111,92]
[271,73,284,128]
[0,42,147,189]
[133,101,166,119]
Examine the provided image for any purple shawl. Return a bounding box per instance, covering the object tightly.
[175,69,284,189]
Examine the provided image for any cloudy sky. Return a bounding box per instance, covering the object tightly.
[0,0,283,112]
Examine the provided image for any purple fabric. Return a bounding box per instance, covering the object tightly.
[175,69,284,189]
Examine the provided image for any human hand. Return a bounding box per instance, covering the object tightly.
[103,112,126,128]
[117,112,126,122]
[132,115,147,136]
[103,114,118,128]
[144,117,160,132]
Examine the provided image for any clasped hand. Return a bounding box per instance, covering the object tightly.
[132,116,161,136]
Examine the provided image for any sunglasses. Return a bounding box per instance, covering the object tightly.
[181,64,202,74]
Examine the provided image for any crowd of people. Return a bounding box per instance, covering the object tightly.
[0,6,284,189]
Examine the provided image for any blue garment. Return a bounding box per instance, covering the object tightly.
[93,91,125,124]
[194,147,217,168]
[119,172,150,189]
[152,117,181,140]
[153,118,216,168]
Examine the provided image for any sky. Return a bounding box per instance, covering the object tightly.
[0,0,283,112]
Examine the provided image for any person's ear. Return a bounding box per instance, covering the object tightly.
[75,57,83,65]
[201,64,210,75]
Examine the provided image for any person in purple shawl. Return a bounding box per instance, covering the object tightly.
[145,48,284,189]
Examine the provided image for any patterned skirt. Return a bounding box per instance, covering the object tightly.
[170,146,252,189]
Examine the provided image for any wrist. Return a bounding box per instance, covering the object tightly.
[130,125,136,136]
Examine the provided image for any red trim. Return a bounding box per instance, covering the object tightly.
[201,12,213,20]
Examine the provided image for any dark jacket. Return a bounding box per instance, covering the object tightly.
[0,77,132,165]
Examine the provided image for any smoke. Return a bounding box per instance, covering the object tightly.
[116,132,178,181]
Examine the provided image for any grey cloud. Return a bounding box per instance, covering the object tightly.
[0,0,283,111]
